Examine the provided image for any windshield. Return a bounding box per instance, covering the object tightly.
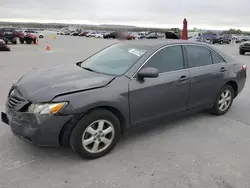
[80,43,148,76]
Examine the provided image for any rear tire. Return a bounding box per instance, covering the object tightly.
[211,85,234,116]
[70,109,121,159]
[26,39,32,44]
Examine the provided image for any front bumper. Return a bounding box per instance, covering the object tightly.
[1,108,72,147]
[240,46,250,52]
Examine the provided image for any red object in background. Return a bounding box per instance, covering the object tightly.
[182,18,188,40]
[126,35,135,40]
[26,33,36,39]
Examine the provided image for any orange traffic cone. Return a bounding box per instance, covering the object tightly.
[46,42,51,51]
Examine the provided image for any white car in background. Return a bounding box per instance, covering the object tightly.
[24,30,44,38]
[86,31,103,38]
[94,33,103,38]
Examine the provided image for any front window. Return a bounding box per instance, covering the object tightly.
[80,43,148,76]
[143,45,184,73]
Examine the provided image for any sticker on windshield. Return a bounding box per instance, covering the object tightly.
[128,49,146,57]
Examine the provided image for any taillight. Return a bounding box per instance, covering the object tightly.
[242,64,247,71]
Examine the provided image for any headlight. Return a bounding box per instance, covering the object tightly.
[28,102,68,115]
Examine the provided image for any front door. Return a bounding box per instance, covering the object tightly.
[129,45,190,127]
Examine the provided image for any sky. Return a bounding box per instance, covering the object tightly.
[1,0,250,31]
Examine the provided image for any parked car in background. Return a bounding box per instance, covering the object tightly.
[165,31,180,39]
[20,33,37,44]
[125,33,136,40]
[103,32,120,39]
[24,30,44,38]
[1,40,246,159]
[57,29,70,35]
[212,35,231,44]
[63,30,71,35]
[95,33,103,38]
[236,36,249,43]
[86,31,102,38]
[200,32,216,43]
[138,33,146,39]
[119,32,135,40]
[57,31,63,35]
[146,33,158,39]
[239,41,250,55]
[0,39,10,51]
[79,31,89,37]
[138,32,148,39]
[131,33,140,39]
[2,32,18,44]
[70,31,81,36]
[189,36,201,42]
[0,28,24,44]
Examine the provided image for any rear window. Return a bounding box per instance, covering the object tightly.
[185,45,213,68]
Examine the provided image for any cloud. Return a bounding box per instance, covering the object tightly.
[1,0,250,30]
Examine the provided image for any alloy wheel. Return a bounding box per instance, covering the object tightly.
[218,89,232,112]
[82,120,115,154]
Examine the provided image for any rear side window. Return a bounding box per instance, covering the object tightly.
[185,45,213,68]
[211,51,225,64]
[144,45,184,73]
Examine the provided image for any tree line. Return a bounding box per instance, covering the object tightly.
[222,28,250,35]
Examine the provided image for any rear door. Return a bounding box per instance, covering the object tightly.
[129,45,190,127]
[184,44,228,109]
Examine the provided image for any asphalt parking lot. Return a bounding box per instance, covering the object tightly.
[1,34,250,188]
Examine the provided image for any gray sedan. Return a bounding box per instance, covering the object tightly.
[1,40,247,159]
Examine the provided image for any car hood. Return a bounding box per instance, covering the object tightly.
[241,41,250,44]
[15,64,115,102]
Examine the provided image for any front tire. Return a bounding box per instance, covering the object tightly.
[240,50,245,55]
[20,38,24,44]
[211,85,234,115]
[70,109,121,159]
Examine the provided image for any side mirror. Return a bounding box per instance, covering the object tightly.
[137,67,159,79]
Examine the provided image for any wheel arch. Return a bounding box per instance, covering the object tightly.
[59,106,127,147]
[225,80,238,98]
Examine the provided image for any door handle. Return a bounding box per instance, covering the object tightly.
[179,75,188,82]
[220,67,227,72]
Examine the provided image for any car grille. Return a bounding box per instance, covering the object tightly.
[244,43,250,46]
[7,88,26,110]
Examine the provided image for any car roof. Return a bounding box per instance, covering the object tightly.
[119,39,234,63]
[120,39,206,47]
